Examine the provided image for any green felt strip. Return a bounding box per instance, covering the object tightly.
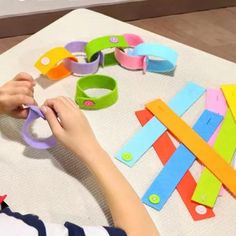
[85,35,129,62]
[192,110,236,207]
[75,74,118,110]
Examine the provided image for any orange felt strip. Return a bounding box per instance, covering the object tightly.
[146,99,236,196]
[46,63,72,80]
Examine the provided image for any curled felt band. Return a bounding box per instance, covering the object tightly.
[130,43,178,73]
[75,74,118,110]
[64,41,102,75]
[85,35,129,67]
[22,106,57,149]
[114,34,145,70]
[35,47,77,80]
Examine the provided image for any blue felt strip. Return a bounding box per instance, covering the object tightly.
[142,110,223,210]
[115,82,205,167]
[130,43,178,72]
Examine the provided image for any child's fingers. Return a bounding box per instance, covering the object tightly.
[41,105,63,136]
[56,96,72,109]
[14,72,35,83]
[14,81,36,89]
[13,94,37,106]
[11,87,34,97]
[14,73,36,88]
[11,109,29,119]
[43,98,69,122]
[43,97,80,131]
[64,97,78,109]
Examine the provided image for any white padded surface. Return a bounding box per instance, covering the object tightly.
[0,9,236,236]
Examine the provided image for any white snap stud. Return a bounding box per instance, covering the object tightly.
[195,205,207,215]
[41,57,50,65]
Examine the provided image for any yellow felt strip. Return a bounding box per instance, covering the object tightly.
[35,47,77,75]
[221,84,236,122]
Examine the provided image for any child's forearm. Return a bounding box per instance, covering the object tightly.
[42,97,159,236]
[78,146,159,236]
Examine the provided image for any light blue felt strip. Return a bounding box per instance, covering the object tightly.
[142,110,223,210]
[115,82,205,167]
[130,43,178,72]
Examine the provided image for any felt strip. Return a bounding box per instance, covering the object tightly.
[135,109,215,220]
[146,99,236,196]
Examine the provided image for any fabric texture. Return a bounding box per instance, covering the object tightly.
[0,9,236,236]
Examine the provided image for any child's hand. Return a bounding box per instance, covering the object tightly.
[42,97,159,236]
[41,97,100,158]
[0,72,37,118]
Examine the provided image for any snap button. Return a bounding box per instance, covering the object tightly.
[41,57,50,65]
[84,100,95,107]
[110,36,119,43]
[149,194,160,204]
[195,205,207,215]
[122,152,133,161]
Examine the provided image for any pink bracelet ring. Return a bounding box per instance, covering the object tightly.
[114,34,146,71]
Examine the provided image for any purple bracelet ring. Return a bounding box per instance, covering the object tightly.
[22,105,57,149]
[64,41,103,75]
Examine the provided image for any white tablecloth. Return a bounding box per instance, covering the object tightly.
[0,9,235,236]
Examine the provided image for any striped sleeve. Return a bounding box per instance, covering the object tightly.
[65,222,127,236]
[0,207,46,236]
[0,205,126,236]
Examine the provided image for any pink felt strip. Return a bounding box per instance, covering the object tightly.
[114,33,145,70]
[206,88,227,145]
[205,88,227,196]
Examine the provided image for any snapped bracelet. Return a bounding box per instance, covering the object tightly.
[22,105,57,149]
[35,47,77,80]
[114,33,146,70]
[75,74,118,110]
[64,41,102,75]
[130,43,178,73]
[85,35,129,67]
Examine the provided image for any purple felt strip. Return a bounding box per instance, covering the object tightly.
[22,105,57,149]
[64,41,102,75]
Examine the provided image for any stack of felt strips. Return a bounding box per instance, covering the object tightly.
[115,82,236,221]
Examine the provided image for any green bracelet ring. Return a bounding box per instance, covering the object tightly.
[75,74,118,110]
[85,35,129,67]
